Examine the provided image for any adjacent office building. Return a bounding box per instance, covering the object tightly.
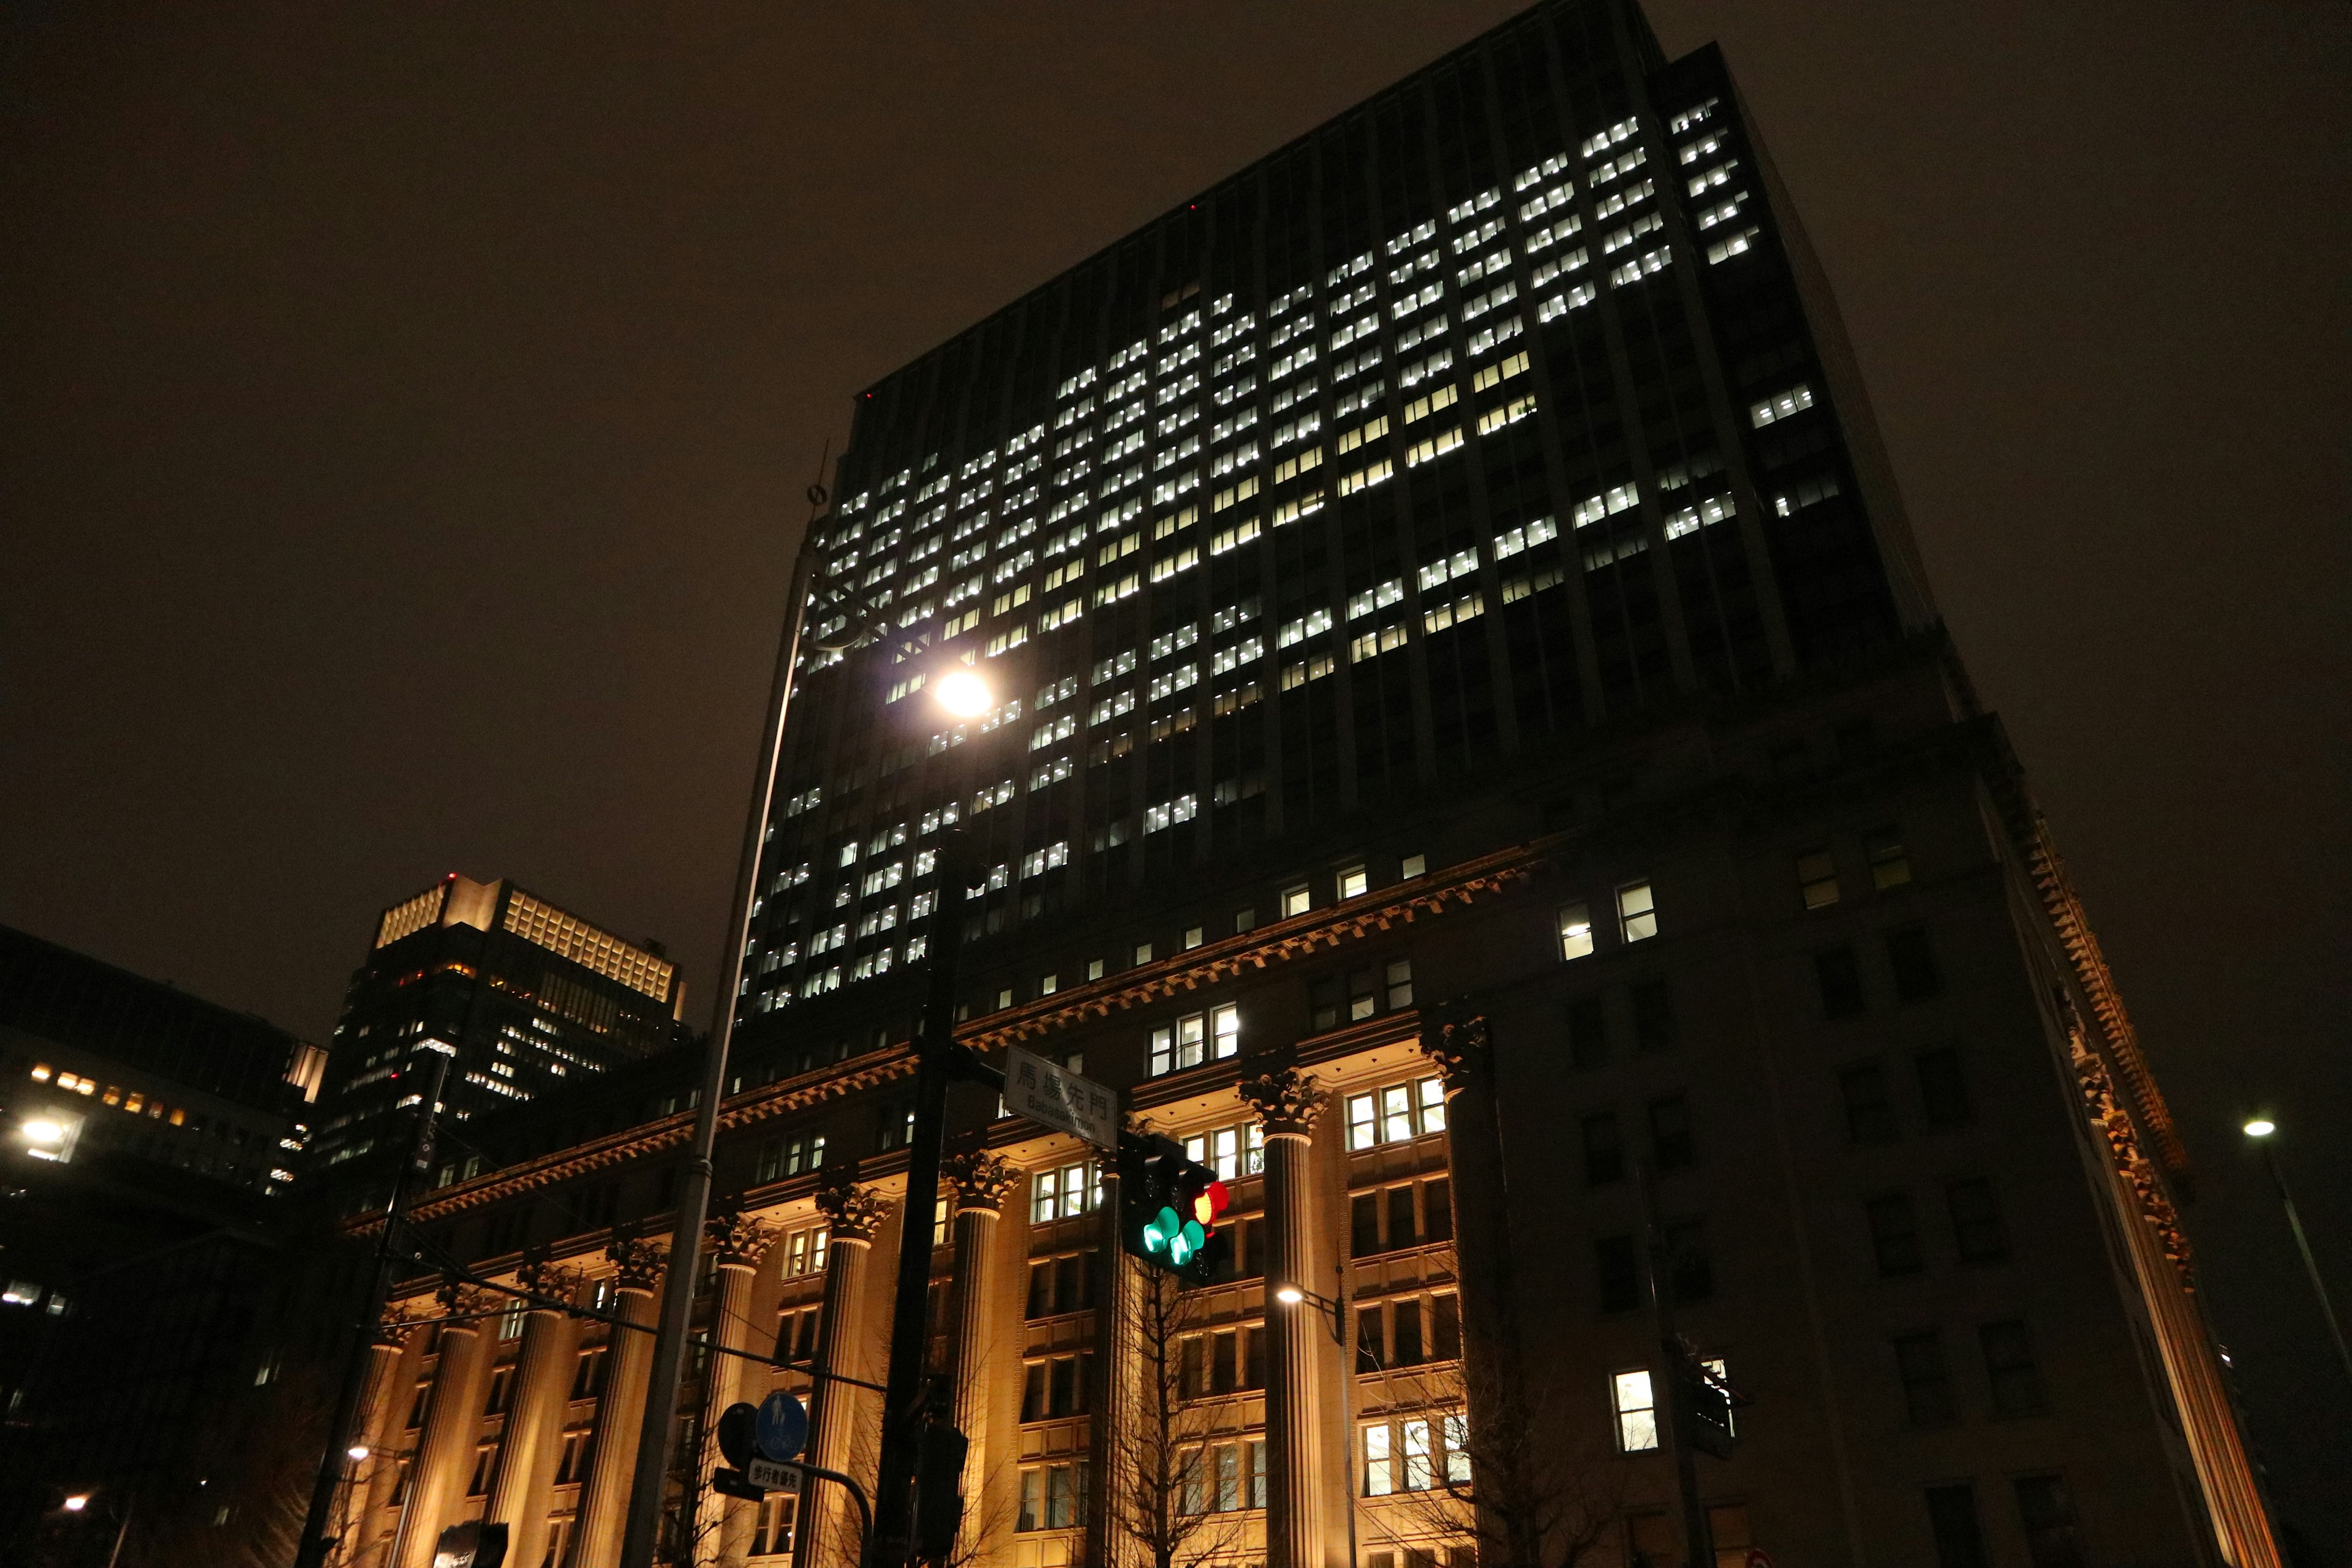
[310,875,690,1180]
[0,923,318,1559]
[327,4,2278,1567]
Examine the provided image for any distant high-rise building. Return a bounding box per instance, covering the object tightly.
[310,875,687,1175]
[310,5,2278,1567]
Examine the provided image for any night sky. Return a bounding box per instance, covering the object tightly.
[4,0,2345,1544]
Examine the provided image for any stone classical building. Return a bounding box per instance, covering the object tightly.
[320,0,2275,1564]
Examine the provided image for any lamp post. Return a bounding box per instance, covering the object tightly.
[2242,1117,2352,1387]
[1272,1277,1358,1568]
[616,467,998,1568]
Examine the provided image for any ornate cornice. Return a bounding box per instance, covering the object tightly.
[1239,1066,1325,1139]
[2065,1009,2196,1290]
[2027,816,2188,1177]
[1417,1011,1490,1096]
[963,850,1539,1052]
[606,1234,668,1292]
[706,1208,777,1270]
[944,1150,1021,1213]
[814,1177,892,1243]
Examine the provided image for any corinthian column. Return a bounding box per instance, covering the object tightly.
[1420,1012,1519,1562]
[943,1150,1019,1556]
[342,1303,428,1568]
[393,1284,499,1568]
[572,1235,667,1568]
[795,1177,891,1568]
[695,1209,777,1566]
[486,1261,582,1568]
[1242,1068,1329,1568]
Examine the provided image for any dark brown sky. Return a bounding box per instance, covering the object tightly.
[4,0,2346,1542]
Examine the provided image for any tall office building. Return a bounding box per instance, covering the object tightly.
[311,875,688,1177]
[328,5,2277,1567]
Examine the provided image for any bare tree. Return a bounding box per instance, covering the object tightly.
[1371,1242,1623,1568]
[1109,1264,1245,1568]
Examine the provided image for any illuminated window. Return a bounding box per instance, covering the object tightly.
[1617,881,1657,942]
[1282,885,1311,918]
[1149,1004,1240,1076]
[1345,1076,1446,1150]
[1612,1369,1658,1452]
[1338,865,1368,899]
[1558,900,1596,960]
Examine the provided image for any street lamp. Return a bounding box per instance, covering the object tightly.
[62,1494,88,1512]
[346,1444,371,1463]
[1272,1280,1358,1567]
[932,666,993,719]
[617,476,1011,1568]
[2242,1116,2352,1387]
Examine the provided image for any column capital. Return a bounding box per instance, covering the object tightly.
[944,1150,1020,1213]
[437,1279,503,1323]
[1240,1066,1326,1139]
[814,1175,893,1242]
[377,1298,433,1346]
[707,1207,778,1270]
[515,1256,585,1305]
[606,1234,668,1292]
[1417,1010,1491,1096]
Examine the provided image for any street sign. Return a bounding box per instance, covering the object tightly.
[710,1467,766,1502]
[1004,1045,1117,1148]
[431,1521,508,1568]
[715,1401,759,1469]
[756,1389,809,1462]
[746,1457,804,1492]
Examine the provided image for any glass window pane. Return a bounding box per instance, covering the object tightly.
[1348,1094,1377,1150]
[1382,1085,1414,1144]
[1559,900,1595,960]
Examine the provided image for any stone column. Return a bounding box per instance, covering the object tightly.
[341,1305,426,1568]
[695,1210,777,1566]
[943,1151,1019,1557]
[486,1261,582,1568]
[1420,1014,1518,1565]
[1243,1068,1329,1568]
[794,1177,891,1568]
[393,1284,499,1568]
[572,1235,667,1568]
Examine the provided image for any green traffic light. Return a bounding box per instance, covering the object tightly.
[1144,1205,1183,1257]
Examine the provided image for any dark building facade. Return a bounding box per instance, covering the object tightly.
[314,5,2277,1568]
[0,924,318,1561]
[312,875,689,1178]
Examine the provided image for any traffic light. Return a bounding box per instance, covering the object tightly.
[911,1420,969,1561]
[1120,1136,1231,1283]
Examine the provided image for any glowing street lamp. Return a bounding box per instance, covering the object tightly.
[63,1494,89,1512]
[346,1445,371,1462]
[932,666,993,719]
[2241,1115,2351,1387]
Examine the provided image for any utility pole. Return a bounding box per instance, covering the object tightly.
[869,834,971,1567]
[1633,1158,1711,1568]
[295,1048,453,1568]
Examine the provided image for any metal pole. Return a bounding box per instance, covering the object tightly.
[2262,1140,2352,1387]
[1632,1158,1710,1568]
[295,1048,453,1568]
[102,1501,132,1568]
[870,834,971,1567]
[617,526,825,1568]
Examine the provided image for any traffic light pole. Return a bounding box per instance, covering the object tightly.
[1634,1158,1711,1568]
[869,835,971,1567]
[294,1047,453,1568]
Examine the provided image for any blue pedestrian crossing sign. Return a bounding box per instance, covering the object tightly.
[756,1389,809,1462]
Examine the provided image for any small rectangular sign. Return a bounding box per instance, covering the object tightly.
[745,1458,804,1492]
[1005,1045,1118,1149]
